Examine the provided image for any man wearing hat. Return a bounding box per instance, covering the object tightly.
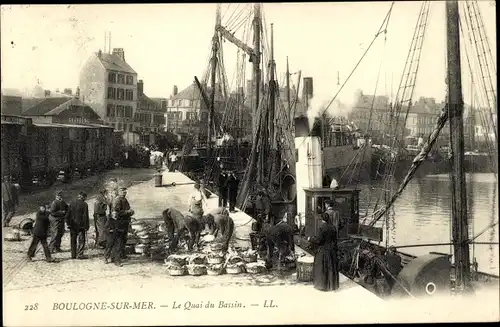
[107,187,134,266]
[65,192,90,259]
[48,190,68,253]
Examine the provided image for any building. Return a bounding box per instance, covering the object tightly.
[79,48,138,145]
[347,91,391,134]
[135,80,167,145]
[1,94,23,116]
[21,96,103,125]
[406,97,443,137]
[164,82,224,139]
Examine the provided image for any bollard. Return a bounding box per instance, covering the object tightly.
[154,173,163,187]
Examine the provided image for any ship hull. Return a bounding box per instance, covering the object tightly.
[323,144,376,183]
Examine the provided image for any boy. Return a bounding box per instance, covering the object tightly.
[27,204,58,262]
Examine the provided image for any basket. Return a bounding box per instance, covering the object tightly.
[226,264,242,275]
[187,264,207,276]
[296,256,314,282]
[242,253,258,263]
[135,244,148,254]
[165,255,188,266]
[210,243,224,252]
[245,263,266,274]
[207,264,225,275]
[207,255,224,264]
[166,266,186,276]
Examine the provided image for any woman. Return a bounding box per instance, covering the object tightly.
[188,182,207,219]
[308,208,340,292]
[93,189,109,248]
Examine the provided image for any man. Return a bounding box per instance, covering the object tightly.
[188,182,207,219]
[110,187,134,265]
[48,190,68,253]
[27,204,57,263]
[262,218,295,269]
[66,192,90,259]
[203,209,234,252]
[218,170,228,208]
[226,171,239,213]
[169,152,178,172]
[163,207,203,252]
[2,175,19,227]
[93,189,109,249]
[323,201,343,231]
[254,190,272,230]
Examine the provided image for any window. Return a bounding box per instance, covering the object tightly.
[106,104,115,117]
[125,106,133,118]
[117,88,125,100]
[126,75,133,85]
[126,89,133,101]
[107,87,116,99]
[129,124,133,132]
[108,72,117,83]
[116,105,124,117]
[201,112,208,121]
[186,112,197,120]
[117,74,125,84]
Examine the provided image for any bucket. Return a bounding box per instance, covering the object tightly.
[296,256,314,282]
[155,173,163,187]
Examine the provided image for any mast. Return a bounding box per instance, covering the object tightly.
[269,23,276,150]
[446,0,471,292]
[208,5,221,158]
[252,3,262,139]
[286,56,291,127]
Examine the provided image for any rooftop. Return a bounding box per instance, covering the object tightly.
[23,97,101,120]
[96,52,137,74]
[171,82,225,102]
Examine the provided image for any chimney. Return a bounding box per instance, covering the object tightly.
[173,85,178,96]
[137,80,144,97]
[112,48,125,61]
[44,90,51,97]
[303,77,314,99]
[98,49,102,58]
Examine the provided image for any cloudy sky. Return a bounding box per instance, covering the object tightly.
[1,2,496,106]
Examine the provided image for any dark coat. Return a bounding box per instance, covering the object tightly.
[218,173,228,194]
[49,199,68,220]
[163,208,202,251]
[226,175,239,200]
[311,221,339,291]
[66,198,90,231]
[93,195,108,217]
[32,210,50,238]
[262,221,295,264]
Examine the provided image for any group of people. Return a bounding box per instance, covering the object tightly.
[217,168,239,213]
[162,205,235,254]
[26,184,135,267]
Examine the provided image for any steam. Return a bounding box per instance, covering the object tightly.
[305,89,364,131]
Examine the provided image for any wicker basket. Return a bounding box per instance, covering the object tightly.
[245,263,266,274]
[187,264,207,276]
[226,264,242,275]
[135,244,148,254]
[207,264,225,275]
[296,256,314,282]
[167,266,186,276]
[207,255,224,264]
[242,253,257,263]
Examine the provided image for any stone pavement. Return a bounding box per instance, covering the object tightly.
[3,170,499,325]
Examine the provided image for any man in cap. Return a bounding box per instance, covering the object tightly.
[66,192,90,259]
[226,171,239,213]
[48,190,68,253]
[107,187,134,266]
[163,207,203,252]
[202,208,234,252]
[2,175,19,227]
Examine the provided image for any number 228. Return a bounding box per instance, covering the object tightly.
[24,304,38,311]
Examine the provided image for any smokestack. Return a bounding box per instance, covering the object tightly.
[173,85,178,96]
[98,49,102,58]
[75,87,80,99]
[112,48,125,61]
[303,77,313,98]
[137,80,144,97]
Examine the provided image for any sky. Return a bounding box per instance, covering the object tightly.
[1,2,496,108]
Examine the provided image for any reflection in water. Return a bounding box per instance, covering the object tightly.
[358,173,499,275]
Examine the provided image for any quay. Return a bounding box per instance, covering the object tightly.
[4,169,499,325]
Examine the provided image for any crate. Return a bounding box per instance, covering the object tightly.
[296,256,314,282]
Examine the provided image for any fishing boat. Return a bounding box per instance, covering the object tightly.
[293,0,498,298]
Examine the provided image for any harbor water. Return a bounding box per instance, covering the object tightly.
[358,173,499,276]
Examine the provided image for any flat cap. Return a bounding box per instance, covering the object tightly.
[55,190,63,196]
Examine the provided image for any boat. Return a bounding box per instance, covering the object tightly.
[293,0,498,298]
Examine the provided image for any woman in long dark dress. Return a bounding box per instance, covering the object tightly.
[309,212,340,291]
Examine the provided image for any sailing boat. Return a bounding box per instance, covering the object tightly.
[294,0,498,298]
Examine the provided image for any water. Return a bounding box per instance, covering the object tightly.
[357,173,499,276]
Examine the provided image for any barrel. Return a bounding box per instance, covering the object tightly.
[154,173,163,187]
[296,256,314,282]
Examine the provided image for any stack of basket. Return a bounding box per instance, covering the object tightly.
[129,220,163,256]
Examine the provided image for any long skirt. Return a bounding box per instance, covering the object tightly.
[312,245,340,291]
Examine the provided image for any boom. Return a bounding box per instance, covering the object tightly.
[215,25,258,64]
